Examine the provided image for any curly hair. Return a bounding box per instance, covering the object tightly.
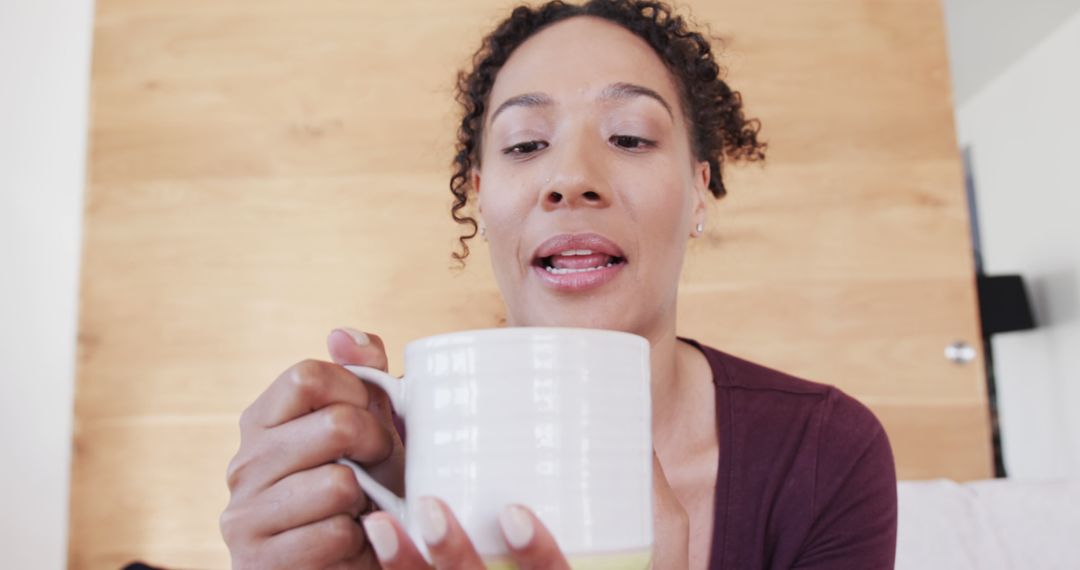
[450,0,766,262]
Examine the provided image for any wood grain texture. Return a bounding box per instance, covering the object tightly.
[72,0,991,567]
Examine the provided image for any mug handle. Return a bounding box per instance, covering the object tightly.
[336,365,408,525]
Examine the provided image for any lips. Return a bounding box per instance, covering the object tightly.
[531,233,628,292]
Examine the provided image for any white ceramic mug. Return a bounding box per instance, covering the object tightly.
[338,327,653,569]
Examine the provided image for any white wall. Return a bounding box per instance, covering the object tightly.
[942,0,1080,105]
[953,9,1080,479]
[0,1,94,567]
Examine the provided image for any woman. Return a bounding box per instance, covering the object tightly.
[220,1,898,568]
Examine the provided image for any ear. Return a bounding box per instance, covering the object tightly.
[691,161,710,230]
[470,168,484,227]
[470,168,482,196]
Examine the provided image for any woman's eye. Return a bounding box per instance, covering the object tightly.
[610,135,655,150]
[502,140,549,156]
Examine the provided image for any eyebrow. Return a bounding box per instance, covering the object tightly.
[487,81,674,126]
[598,82,674,119]
[488,92,554,127]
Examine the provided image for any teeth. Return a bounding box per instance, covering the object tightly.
[557,249,595,256]
[545,262,617,275]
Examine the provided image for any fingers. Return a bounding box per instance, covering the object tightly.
[360,501,570,570]
[241,358,371,432]
[360,510,448,569]
[327,328,401,438]
[500,505,571,570]
[239,327,388,433]
[328,327,389,370]
[227,403,395,496]
[324,552,376,570]
[259,514,368,570]
[419,497,488,569]
[362,498,488,570]
[223,328,398,570]
[227,463,369,538]
[360,512,424,568]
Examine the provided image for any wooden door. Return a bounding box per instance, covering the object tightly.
[71,0,991,567]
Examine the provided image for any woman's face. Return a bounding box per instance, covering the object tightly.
[474,16,710,337]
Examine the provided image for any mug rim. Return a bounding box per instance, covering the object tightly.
[405,326,649,355]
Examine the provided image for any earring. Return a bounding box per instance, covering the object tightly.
[479,225,487,240]
[695,223,704,234]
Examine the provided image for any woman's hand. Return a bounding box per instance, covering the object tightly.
[220,326,690,569]
[361,499,572,569]
[358,456,689,569]
[220,328,405,569]
[358,453,686,570]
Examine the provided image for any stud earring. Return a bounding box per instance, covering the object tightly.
[480,225,487,240]
[695,223,704,234]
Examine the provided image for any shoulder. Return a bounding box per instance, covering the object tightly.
[694,340,887,443]
[691,340,898,567]
[691,339,895,508]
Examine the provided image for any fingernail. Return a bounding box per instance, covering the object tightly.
[338,327,369,346]
[499,505,534,549]
[362,514,398,562]
[418,496,448,546]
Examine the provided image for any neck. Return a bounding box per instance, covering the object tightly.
[639,313,690,451]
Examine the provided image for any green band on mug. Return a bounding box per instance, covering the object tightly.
[484,548,652,570]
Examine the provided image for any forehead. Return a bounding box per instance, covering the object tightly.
[487,16,682,115]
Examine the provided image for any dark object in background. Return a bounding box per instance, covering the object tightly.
[974,272,1038,479]
[977,274,1037,336]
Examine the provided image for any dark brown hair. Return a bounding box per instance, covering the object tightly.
[450,0,766,262]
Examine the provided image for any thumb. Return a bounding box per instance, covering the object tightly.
[330,328,407,496]
[328,327,402,442]
[327,327,389,371]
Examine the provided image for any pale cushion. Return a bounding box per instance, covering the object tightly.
[897,478,1080,570]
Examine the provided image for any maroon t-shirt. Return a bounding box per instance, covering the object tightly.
[684,338,898,569]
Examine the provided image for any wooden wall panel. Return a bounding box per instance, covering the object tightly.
[72,0,991,567]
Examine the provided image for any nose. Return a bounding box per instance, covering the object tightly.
[540,135,612,211]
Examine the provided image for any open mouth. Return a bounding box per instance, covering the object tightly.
[535,250,627,274]
[530,233,628,291]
